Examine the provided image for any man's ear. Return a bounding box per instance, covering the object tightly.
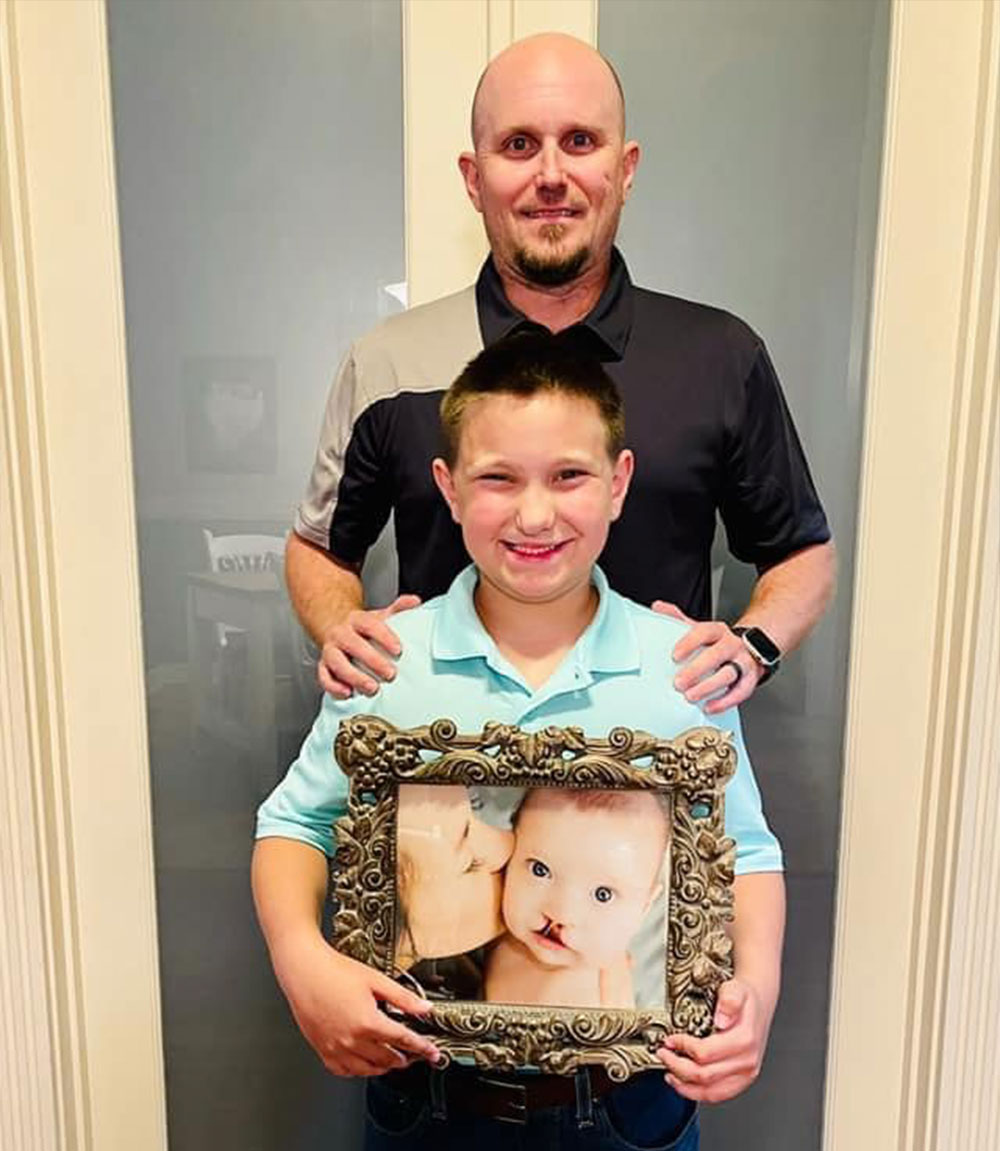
[432,457,461,523]
[621,140,640,201]
[458,153,483,213]
[609,449,635,521]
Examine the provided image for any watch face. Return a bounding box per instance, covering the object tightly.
[742,627,781,665]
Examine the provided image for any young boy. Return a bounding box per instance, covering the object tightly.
[252,332,784,1151]
[484,787,669,1009]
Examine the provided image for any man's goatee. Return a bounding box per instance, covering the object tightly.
[515,245,590,287]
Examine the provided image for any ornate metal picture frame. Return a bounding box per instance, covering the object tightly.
[330,715,737,1081]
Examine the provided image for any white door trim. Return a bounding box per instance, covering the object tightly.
[825,1,999,1147]
[0,1,165,1147]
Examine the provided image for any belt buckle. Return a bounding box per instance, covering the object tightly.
[481,1076,529,1125]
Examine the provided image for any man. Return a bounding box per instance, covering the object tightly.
[287,32,834,713]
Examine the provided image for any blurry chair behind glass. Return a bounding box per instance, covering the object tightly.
[202,529,285,648]
[189,530,318,788]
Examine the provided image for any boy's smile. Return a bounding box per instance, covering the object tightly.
[431,390,633,618]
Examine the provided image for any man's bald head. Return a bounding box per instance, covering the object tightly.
[471,33,626,149]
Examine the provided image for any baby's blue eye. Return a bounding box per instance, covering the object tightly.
[594,886,614,903]
[530,859,550,879]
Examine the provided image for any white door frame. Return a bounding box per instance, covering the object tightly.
[1,1,996,1148]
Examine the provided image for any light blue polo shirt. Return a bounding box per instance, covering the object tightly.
[256,564,782,875]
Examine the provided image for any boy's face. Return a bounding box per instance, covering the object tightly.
[432,391,633,611]
[501,790,666,971]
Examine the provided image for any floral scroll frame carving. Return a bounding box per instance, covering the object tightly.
[330,716,737,1081]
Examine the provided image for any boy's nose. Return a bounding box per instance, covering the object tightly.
[514,486,556,534]
[544,886,581,928]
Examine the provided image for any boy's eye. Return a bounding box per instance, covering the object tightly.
[478,472,512,484]
[594,886,614,903]
[529,859,551,879]
[555,468,587,483]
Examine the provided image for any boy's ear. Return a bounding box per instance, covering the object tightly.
[431,457,461,523]
[609,449,635,521]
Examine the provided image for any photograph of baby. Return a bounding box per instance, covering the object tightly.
[393,783,670,1010]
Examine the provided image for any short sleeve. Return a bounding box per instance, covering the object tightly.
[294,349,393,564]
[255,694,362,856]
[719,343,831,570]
[720,709,784,875]
[294,348,358,550]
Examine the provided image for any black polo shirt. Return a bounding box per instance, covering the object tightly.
[298,249,830,617]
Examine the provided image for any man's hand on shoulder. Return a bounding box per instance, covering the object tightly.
[319,594,421,699]
[654,602,764,713]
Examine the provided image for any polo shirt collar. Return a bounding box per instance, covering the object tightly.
[431,564,640,678]
[475,247,634,362]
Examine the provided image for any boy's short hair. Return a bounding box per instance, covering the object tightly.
[440,331,626,466]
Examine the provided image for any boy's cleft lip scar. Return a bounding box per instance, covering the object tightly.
[537,918,566,947]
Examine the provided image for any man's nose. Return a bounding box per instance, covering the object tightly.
[535,140,566,189]
[514,485,556,534]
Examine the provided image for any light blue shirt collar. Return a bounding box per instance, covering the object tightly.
[430,564,640,679]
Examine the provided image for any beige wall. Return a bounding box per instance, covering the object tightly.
[0,1,996,1148]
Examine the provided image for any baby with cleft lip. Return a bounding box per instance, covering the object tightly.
[484,786,669,1009]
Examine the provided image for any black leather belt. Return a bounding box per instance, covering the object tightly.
[385,1062,618,1124]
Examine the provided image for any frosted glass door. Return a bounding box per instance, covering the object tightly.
[107,2,404,1146]
[599,2,889,1147]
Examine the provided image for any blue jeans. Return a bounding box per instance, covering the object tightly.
[364,1068,698,1151]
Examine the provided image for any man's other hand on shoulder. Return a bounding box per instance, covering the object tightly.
[655,602,764,714]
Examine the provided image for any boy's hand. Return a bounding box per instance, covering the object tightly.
[656,979,769,1103]
[653,602,762,714]
[278,937,440,1077]
[318,594,420,699]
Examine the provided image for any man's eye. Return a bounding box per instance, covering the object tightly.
[594,886,614,903]
[504,135,535,154]
[566,131,594,151]
[529,859,550,878]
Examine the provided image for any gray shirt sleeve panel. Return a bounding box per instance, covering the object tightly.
[294,347,359,549]
[293,287,481,553]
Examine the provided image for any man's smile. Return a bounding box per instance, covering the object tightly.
[523,208,581,219]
